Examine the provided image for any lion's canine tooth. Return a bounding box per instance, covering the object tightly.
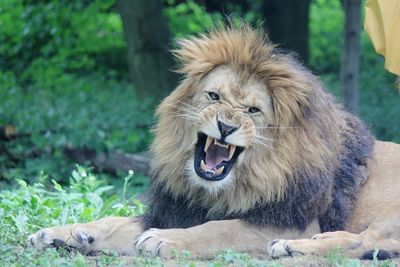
[204,136,213,152]
[228,145,236,160]
[200,160,207,171]
[215,166,224,175]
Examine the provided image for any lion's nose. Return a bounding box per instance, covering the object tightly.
[217,120,238,140]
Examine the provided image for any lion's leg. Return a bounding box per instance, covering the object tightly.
[268,232,364,258]
[269,205,400,259]
[28,217,143,255]
[135,219,320,259]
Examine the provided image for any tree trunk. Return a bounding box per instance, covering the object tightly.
[117,0,177,105]
[340,0,361,114]
[261,0,311,63]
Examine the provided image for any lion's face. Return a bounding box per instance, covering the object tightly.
[152,26,342,210]
[186,65,275,191]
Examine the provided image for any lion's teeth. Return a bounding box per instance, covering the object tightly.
[215,166,224,175]
[200,160,207,171]
[214,140,229,148]
[204,136,213,152]
[228,145,236,160]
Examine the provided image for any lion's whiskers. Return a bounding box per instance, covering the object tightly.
[169,113,200,121]
[253,135,275,143]
[256,125,299,129]
[252,140,275,152]
[260,136,292,152]
[164,101,201,122]
[177,100,198,110]
[251,136,276,152]
[164,101,199,113]
[251,134,293,153]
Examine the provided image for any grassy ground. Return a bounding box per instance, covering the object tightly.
[1,167,399,267]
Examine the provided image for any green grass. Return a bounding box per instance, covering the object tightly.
[1,167,399,266]
[0,166,143,266]
[325,248,397,267]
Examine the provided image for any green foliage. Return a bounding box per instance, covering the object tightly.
[0,0,154,186]
[163,0,264,38]
[309,0,344,73]
[325,247,397,267]
[0,166,144,266]
[326,247,349,266]
[209,249,267,267]
[164,0,222,38]
[0,0,126,88]
[0,73,153,183]
[0,166,144,237]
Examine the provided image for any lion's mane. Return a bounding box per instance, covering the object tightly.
[142,25,374,232]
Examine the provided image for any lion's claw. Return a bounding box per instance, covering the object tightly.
[27,226,96,254]
[268,239,305,259]
[135,228,187,258]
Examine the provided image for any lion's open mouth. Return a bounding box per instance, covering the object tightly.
[194,133,244,181]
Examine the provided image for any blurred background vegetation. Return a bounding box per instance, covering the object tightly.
[0,0,399,193]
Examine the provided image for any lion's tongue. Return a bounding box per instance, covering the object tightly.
[205,142,229,169]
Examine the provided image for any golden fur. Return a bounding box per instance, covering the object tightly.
[151,25,347,213]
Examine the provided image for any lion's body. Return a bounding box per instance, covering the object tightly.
[271,141,400,259]
[347,141,400,233]
[28,25,400,260]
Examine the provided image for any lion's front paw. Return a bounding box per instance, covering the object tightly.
[135,228,188,258]
[268,239,305,259]
[28,226,95,254]
[28,228,60,249]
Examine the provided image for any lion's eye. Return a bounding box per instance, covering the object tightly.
[208,92,220,101]
[248,107,261,113]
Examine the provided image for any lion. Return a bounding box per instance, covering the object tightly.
[28,25,400,260]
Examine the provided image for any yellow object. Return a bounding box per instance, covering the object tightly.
[364,0,400,76]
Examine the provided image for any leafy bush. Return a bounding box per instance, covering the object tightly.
[309,0,344,73]
[164,0,222,38]
[0,166,144,240]
[0,73,153,183]
[0,0,126,88]
[0,0,155,186]
[0,166,145,265]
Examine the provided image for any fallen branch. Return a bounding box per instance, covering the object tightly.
[1,124,152,176]
[63,146,151,176]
